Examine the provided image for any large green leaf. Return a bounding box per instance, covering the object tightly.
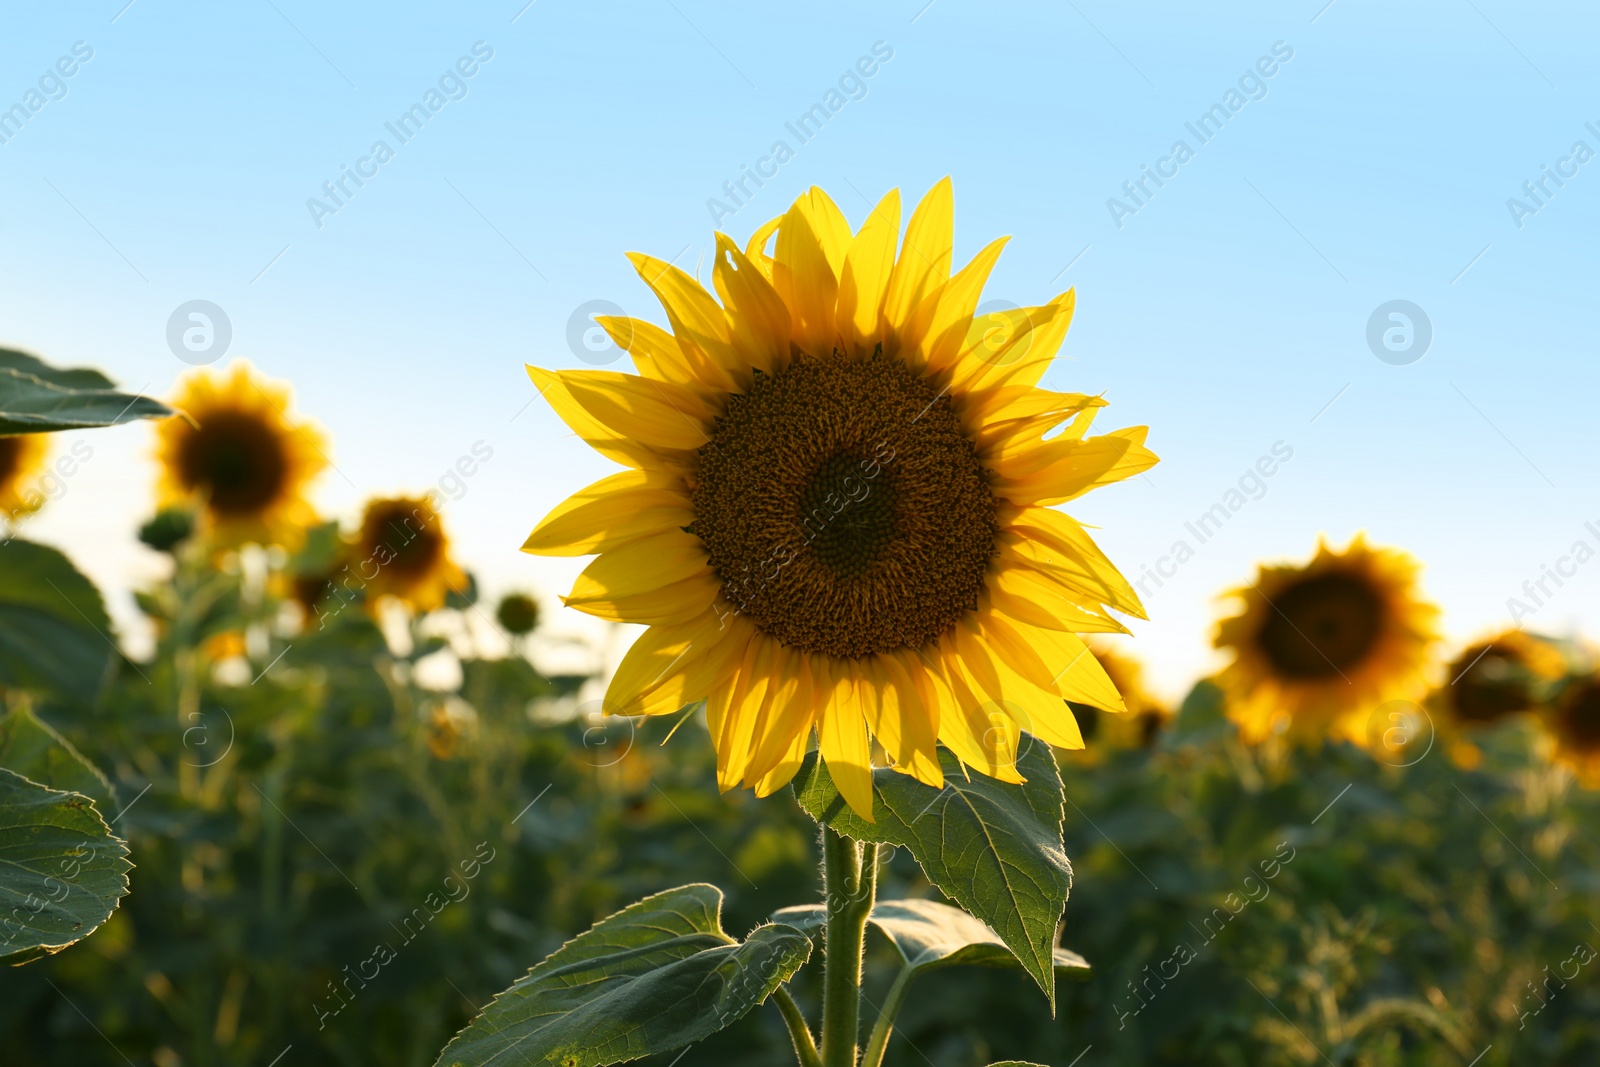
[0,539,116,705]
[0,348,174,434]
[0,766,132,965]
[775,897,1089,978]
[793,744,1072,1008]
[0,706,114,808]
[433,883,812,1067]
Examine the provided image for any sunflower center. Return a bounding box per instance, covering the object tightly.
[1257,572,1383,679]
[177,411,289,516]
[1450,644,1533,724]
[1559,681,1600,752]
[690,351,997,659]
[365,503,445,580]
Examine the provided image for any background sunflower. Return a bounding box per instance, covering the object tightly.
[0,432,50,527]
[354,494,467,613]
[1213,535,1440,748]
[155,360,327,547]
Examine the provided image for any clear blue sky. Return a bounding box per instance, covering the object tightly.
[3,0,1595,694]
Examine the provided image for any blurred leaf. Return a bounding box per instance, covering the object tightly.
[0,767,131,966]
[774,897,1089,978]
[793,744,1071,1009]
[0,707,114,808]
[0,539,114,704]
[0,349,174,434]
[433,884,811,1067]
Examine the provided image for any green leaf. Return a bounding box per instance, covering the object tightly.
[434,883,812,1067]
[793,744,1071,1008]
[0,348,174,434]
[0,539,116,705]
[774,898,1089,978]
[0,766,132,965]
[0,706,114,808]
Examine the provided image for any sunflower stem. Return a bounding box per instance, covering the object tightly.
[820,828,877,1067]
[860,965,916,1067]
[774,986,822,1067]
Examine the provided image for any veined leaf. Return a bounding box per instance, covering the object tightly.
[0,348,173,434]
[793,743,1072,1008]
[434,883,811,1067]
[0,767,132,966]
[0,706,114,808]
[0,539,115,705]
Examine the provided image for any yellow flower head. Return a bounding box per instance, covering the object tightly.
[523,181,1157,818]
[0,433,51,528]
[1213,535,1440,747]
[1437,629,1564,729]
[354,495,467,613]
[1547,674,1600,787]
[156,361,328,546]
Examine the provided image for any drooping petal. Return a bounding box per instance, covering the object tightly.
[868,653,943,788]
[817,660,876,820]
[604,611,754,717]
[933,632,1025,783]
[522,468,692,556]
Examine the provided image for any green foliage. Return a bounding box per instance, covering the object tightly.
[0,539,115,706]
[793,743,1072,1008]
[0,349,174,434]
[435,885,811,1067]
[0,767,131,966]
[0,706,114,807]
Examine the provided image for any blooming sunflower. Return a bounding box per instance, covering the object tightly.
[523,181,1156,818]
[1438,630,1564,729]
[1213,535,1439,747]
[0,433,51,529]
[1548,674,1600,786]
[156,361,327,546]
[354,495,467,613]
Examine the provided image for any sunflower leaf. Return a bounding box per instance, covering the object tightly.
[433,883,812,1067]
[0,705,115,808]
[0,349,174,434]
[0,539,116,706]
[774,897,1089,979]
[0,766,132,966]
[792,743,1072,1010]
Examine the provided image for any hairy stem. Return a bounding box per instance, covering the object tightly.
[820,828,878,1067]
[774,986,822,1067]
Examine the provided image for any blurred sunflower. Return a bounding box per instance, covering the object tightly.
[1438,630,1563,729]
[1214,536,1439,746]
[1066,642,1169,754]
[0,433,50,526]
[156,361,327,546]
[523,181,1156,817]
[355,495,466,613]
[1547,675,1600,786]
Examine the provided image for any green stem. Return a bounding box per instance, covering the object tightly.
[820,828,877,1067]
[860,966,916,1067]
[773,986,822,1067]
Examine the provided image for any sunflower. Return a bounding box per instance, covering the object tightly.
[0,433,51,529]
[156,361,327,546]
[1213,535,1439,747]
[354,495,467,613]
[522,181,1156,818]
[1066,642,1169,754]
[1548,674,1600,786]
[1438,630,1564,729]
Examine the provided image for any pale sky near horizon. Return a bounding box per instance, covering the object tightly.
[3,0,1597,698]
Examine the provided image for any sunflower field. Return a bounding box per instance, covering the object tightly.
[2,181,1598,1067]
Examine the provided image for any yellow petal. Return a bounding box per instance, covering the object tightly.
[565,529,716,624]
[948,291,1075,397]
[835,188,900,353]
[597,316,710,392]
[913,236,1008,370]
[934,636,1024,783]
[552,369,713,453]
[991,427,1158,506]
[982,611,1126,712]
[744,214,784,278]
[526,366,670,469]
[818,661,876,821]
[770,194,840,359]
[605,611,754,717]
[713,233,791,372]
[708,637,777,790]
[987,560,1129,633]
[874,653,944,788]
[967,389,1106,451]
[883,177,954,336]
[996,519,1145,619]
[626,252,741,391]
[745,651,818,786]
[523,469,691,556]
